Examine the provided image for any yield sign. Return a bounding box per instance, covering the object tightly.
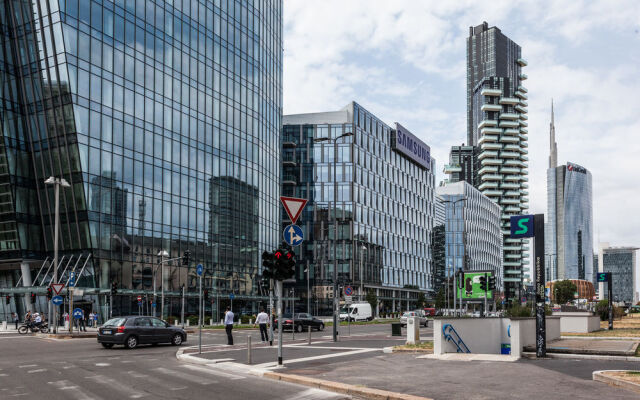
[280,196,307,224]
[51,283,65,295]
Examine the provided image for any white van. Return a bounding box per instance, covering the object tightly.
[339,303,373,321]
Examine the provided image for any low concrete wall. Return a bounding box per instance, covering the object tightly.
[556,314,601,333]
[434,317,561,359]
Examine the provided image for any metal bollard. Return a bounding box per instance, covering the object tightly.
[308,325,312,345]
[247,335,252,365]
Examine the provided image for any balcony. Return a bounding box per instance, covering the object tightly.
[481,126,503,135]
[478,166,499,175]
[282,156,297,166]
[443,164,462,173]
[499,112,519,120]
[481,142,503,150]
[521,196,529,202]
[520,189,529,195]
[520,127,528,134]
[519,120,528,127]
[501,167,521,175]
[478,134,499,144]
[479,181,498,190]
[480,173,503,181]
[514,91,528,100]
[520,155,529,161]
[482,189,502,197]
[478,119,498,129]
[478,150,498,160]
[500,151,520,159]
[517,58,528,66]
[520,113,529,120]
[515,105,528,113]
[520,147,528,154]
[504,190,520,197]
[521,141,528,147]
[519,73,528,80]
[499,120,520,128]
[499,136,519,143]
[504,159,525,167]
[480,158,503,166]
[282,174,298,185]
[519,134,528,141]
[505,205,521,212]
[481,103,502,112]
[501,198,521,205]
[521,182,529,188]
[504,128,520,135]
[499,97,520,105]
[501,182,520,189]
[282,137,297,147]
[517,85,528,93]
[481,88,502,96]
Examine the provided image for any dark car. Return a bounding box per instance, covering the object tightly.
[97,316,187,349]
[275,313,325,332]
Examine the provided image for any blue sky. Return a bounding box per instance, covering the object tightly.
[282,0,640,253]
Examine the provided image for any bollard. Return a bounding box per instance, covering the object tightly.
[220,319,224,325]
[308,325,312,345]
[1,321,6,330]
[209,319,213,326]
[186,320,190,327]
[247,335,252,365]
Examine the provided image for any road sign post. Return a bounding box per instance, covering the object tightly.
[597,272,613,330]
[283,224,304,247]
[51,296,63,306]
[277,280,283,365]
[197,263,203,354]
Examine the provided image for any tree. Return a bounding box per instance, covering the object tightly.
[553,280,577,304]
[416,292,426,309]
[435,288,445,310]
[365,290,378,317]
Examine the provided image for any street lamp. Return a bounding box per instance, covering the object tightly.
[442,196,467,316]
[314,131,353,342]
[359,245,367,302]
[304,262,310,315]
[157,250,169,319]
[45,176,70,334]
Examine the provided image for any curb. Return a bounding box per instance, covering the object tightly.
[593,370,640,394]
[390,348,433,354]
[522,352,640,362]
[36,333,97,339]
[561,336,640,341]
[263,371,432,400]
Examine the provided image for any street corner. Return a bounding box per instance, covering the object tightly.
[593,370,640,394]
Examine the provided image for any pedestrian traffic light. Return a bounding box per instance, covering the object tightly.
[479,275,487,291]
[203,289,209,302]
[488,276,496,291]
[283,250,296,280]
[5,295,9,304]
[262,251,276,280]
[110,282,118,295]
[182,250,191,266]
[30,292,36,303]
[46,287,53,299]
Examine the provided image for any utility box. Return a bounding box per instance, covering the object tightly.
[406,316,420,344]
[391,322,402,336]
[1,321,6,330]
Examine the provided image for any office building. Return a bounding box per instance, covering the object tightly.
[431,195,446,292]
[596,243,638,304]
[0,0,283,318]
[436,181,503,289]
[282,102,436,314]
[465,22,529,299]
[443,145,478,187]
[545,102,594,282]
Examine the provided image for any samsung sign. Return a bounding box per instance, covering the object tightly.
[392,123,431,170]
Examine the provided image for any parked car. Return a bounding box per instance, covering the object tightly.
[97,316,187,349]
[273,313,325,332]
[400,311,428,327]
[339,303,373,321]
[423,307,436,317]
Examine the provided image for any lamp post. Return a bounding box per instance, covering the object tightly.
[359,245,367,302]
[443,197,467,316]
[45,176,70,334]
[304,262,310,315]
[314,131,353,342]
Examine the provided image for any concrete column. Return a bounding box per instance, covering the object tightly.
[20,263,32,287]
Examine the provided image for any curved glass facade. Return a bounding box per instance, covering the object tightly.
[0,0,282,319]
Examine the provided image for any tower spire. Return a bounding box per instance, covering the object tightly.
[549,99,558,168]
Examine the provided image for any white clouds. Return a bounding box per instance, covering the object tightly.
[283,0,640,248]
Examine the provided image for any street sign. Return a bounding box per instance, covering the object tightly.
[196,263,203,276]
[51,295,63,306]
[509,215,535,238]
[345,296,352,304]
[73,308,83,319]
[597,272,611,282]
[69,271,76,287]
[283,224,304,246]
[152,302,156,307]
[229,293,235,300]
[137,295,142,302]
[280,196,308,224]
[51,283,64,295]
[344,286,353,296]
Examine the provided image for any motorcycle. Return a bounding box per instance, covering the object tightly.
[17,322,49,334]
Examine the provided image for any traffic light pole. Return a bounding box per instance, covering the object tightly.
[198,272,202,354]
[484,273,488,318]
[608,277,613,330]
[277,280,283,365]
[269,280,274,346]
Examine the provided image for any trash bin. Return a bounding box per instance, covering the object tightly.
[501,343,511,355]
[392,322,402,336]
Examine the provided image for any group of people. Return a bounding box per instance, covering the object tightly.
[21,311,45,330]
[223,307,271,346]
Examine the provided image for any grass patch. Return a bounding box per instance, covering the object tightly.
[325,319,400,327]
[563,328,640,338]
[393,341,433,351]
[627,371,640,375]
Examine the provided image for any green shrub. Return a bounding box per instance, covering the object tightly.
[187,315,199,325]
[596,300,609,321]
[240,314,253,324]
[505,304,532,317]
[166,315,177,324]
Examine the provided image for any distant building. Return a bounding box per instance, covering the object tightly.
[596,243,639,304]
[443,145,478,187]
[436,181,503,290]
[431,195,446,293]
[545,101,594,283]
[546,279,595,303]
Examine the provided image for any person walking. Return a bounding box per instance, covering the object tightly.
[88,312,94,327]
[79,310,87,332]
[224,307,234,345]
[254,309,269,343]
[13,313,19,330]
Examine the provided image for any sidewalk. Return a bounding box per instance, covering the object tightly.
[524,338,639,356]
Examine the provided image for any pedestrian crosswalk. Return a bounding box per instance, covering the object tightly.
[2,358,348,399]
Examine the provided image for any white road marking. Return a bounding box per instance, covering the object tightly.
[180,364,245,380]
[27,369,47,373]
[255,348,379,369]
[153,367,215,385]
[127,371,188,392]
[95,363,110,367]
[86,375,147,398]
[18,364,37,368]
[285,388,349,400]
[49,380,102,400]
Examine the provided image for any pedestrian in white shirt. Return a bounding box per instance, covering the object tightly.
[254,309,269,342]
[224,307,234,345]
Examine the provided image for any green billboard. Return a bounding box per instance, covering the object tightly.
[456,271,494,300]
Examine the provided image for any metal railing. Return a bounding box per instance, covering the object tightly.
[442,323,470,353]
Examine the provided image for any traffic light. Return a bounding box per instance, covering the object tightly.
[30,292,36,304]
[457,270,464,289]
[46,287,53,299]
[182,250,191,266]
[262,251,276,280]
[488,276,496,291]
[203,289,209,302]
[111,282,118,295]
[479,275,487,291]
[5,295,9,305]
[283,250,296,280]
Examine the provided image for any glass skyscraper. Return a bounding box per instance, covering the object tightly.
[282,102,436,315]
[595,243,638,304]
[0,0,282,319]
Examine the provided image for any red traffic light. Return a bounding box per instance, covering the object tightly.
[286,251,294,259]
[274,250,283,259]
